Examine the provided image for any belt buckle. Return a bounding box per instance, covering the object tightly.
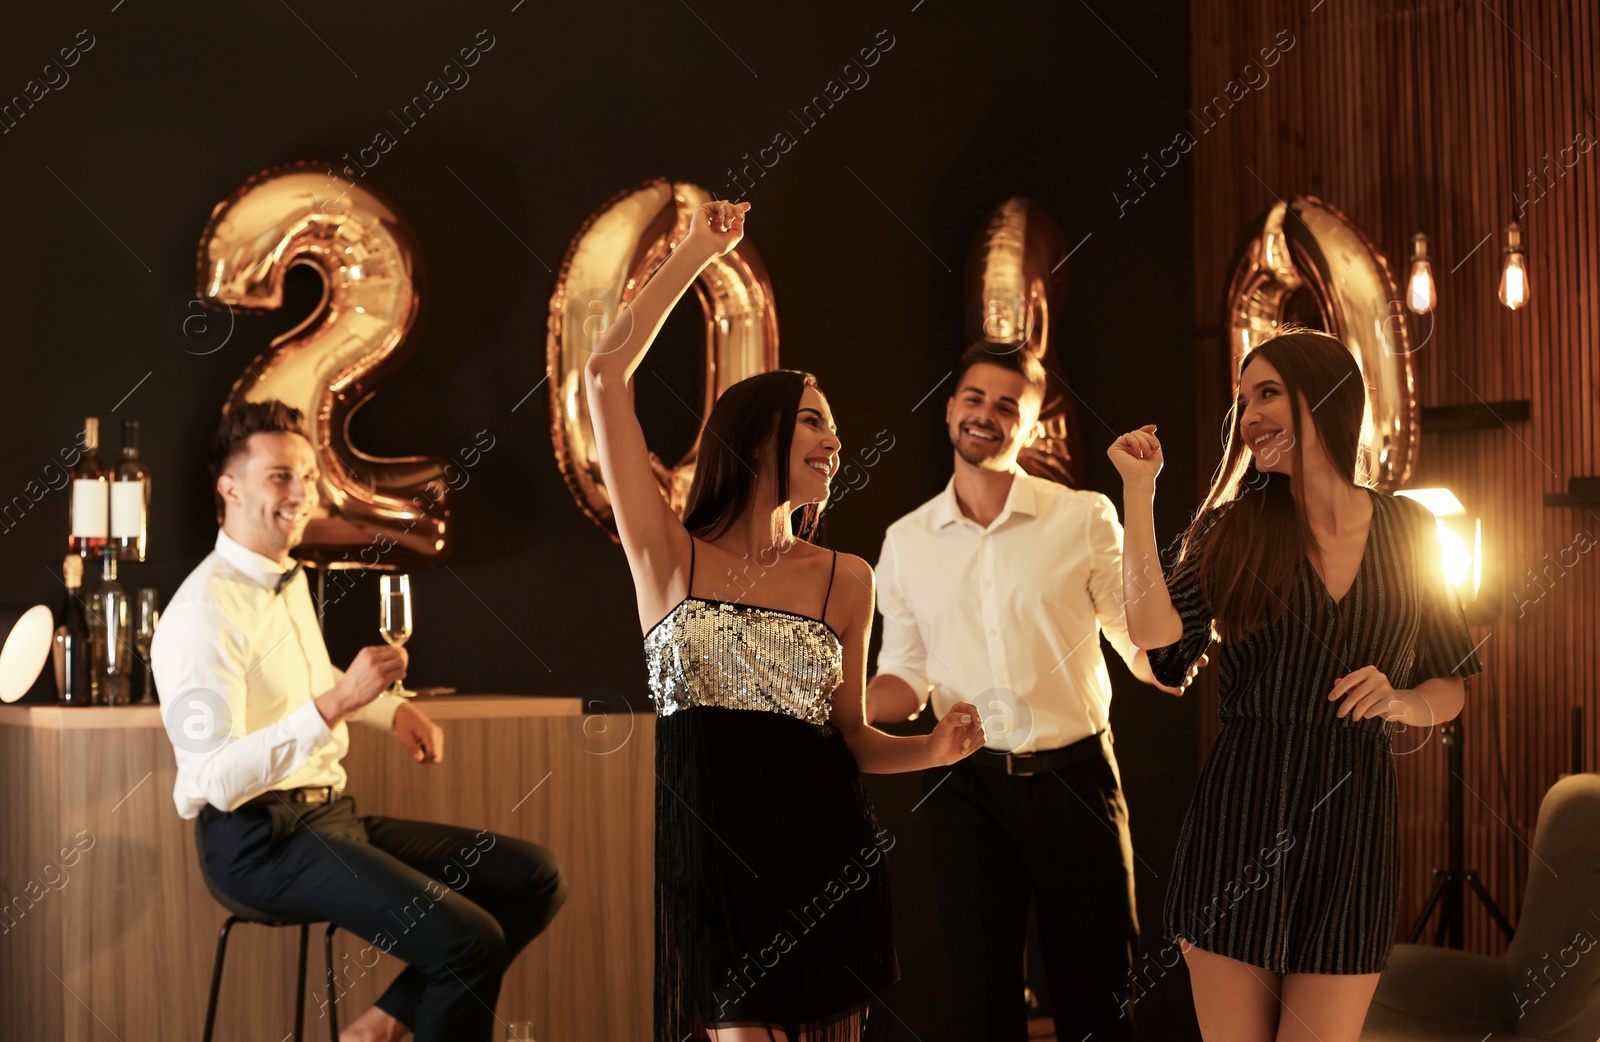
[1005,753,1034,777]
[299,786,335,806]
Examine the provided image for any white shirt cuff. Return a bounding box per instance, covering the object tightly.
[289,697,336,745]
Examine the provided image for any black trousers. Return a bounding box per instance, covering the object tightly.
[199,794,568,1042]
[924,732,1138,1042]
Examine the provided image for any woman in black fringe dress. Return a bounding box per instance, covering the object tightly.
[583,199,987,1042]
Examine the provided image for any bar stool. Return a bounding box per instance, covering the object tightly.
[193,818,341,1042]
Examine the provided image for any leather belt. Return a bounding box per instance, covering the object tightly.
[972,728,1109,776]
[199,786,345,825]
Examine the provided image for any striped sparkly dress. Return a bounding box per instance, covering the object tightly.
[643,539,895,1041]
[1146,489,1483,974]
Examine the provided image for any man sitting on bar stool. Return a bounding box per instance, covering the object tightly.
[864,344,1202,1042]
[152,402,568,1042]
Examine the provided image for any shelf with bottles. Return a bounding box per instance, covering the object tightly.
[58,415,159,708]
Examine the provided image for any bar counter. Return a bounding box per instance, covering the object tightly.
[0,696,653,1041]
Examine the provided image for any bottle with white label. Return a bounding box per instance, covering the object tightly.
[69,417,108,559]
[112,419,150,562]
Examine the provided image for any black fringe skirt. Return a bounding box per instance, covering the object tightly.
[655,706,897,1041]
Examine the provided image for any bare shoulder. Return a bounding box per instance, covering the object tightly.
[831,551,874,588]
[827,552,875,626]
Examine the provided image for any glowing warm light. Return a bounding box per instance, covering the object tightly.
[1407,233,1436,314]
[1398,488,1482,598]
[1498,222,1530,310]
[1499,255,1529,309]
[1408,261,1437,313]
[1396,487,1465,516]
[1437,525,1472,590]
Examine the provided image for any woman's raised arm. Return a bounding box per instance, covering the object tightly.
[1107,424,1185,649]
[582,201,749,603]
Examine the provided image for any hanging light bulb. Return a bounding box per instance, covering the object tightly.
[1498,221,1530,310]
[1406,232,1437,313]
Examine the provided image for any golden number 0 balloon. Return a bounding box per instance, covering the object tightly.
[548,178,779,538]
[197,161,451,568]
[963,197,1082,488]
[1225,195,1418,491]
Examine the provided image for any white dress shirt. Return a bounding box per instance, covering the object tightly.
[151,530,402,819]
[874,472,1137,754]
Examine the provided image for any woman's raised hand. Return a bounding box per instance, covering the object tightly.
[1107,424,1165,486]
[683,200,750,259]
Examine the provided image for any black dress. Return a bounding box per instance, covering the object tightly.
[644,540,896,1039]
[1147,489,1483,974]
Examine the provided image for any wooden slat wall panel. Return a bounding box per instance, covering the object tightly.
[1189,0,1598,956]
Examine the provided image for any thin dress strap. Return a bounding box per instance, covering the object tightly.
[686,536,697,598]
[821,550,838,619]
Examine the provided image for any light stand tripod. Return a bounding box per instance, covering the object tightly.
[1406,715,1516,947]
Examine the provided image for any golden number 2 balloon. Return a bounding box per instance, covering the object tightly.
[1225,195,1418,491]
[197,161,451,567]
[963,197,1082,488]
[548,178,779,538]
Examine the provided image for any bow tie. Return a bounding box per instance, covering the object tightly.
[274,560,305,595]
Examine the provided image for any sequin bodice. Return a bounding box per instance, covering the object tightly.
[644,597,844,726]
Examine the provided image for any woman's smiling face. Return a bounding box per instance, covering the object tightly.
[787,384,840,505]
[1237,354,1308,476]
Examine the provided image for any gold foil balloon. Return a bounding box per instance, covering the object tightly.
[963,197,1082,488]
[548,178,779,538]
[1225,196,1418,490]
[197,161,451,568]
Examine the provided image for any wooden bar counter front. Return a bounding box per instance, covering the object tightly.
[0,696,653,1041]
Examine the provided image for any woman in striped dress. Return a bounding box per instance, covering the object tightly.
[1107,329,1483,1042]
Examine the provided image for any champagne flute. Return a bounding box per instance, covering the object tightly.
[378,573,413,698]
[135,588,160,705]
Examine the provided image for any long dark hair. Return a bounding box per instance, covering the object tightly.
[1175,327,1371,639]
[681,369,824,541]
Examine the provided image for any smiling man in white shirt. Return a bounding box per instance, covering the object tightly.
[866,343,1198,1042]
[152,402,566,1042]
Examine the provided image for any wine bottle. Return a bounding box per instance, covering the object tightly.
[112,419,150,562]
[53,555,93,706]
[86,545,131,706]
[69,417,108,559]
